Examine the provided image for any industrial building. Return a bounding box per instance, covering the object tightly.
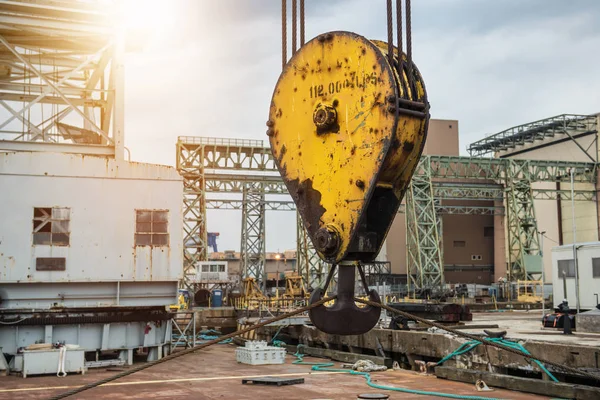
[0,1,182,372]
[1,1,600,399]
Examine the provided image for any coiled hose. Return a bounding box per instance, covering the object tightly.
[292,344,505,400]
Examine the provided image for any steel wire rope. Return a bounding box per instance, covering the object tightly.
[47,295,336,400]
[354,297,600,382]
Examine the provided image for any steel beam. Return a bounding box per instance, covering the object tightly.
[0,140,114,156]
[176,141,207,292]
[240,183,266,289]
[206,199,295,211]
[406,161,444,292]
[179,136,598,292]
[468,114,598,157]
[296,213,329,288]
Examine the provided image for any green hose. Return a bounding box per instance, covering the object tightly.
[292,345,504,400]
[436,338,559,383]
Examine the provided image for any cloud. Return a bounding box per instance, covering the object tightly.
[3,0,599,252]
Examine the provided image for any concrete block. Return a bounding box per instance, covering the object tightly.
[577,309,600,333]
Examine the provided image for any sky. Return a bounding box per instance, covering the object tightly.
[9,0,600,254]
[119,0,600,253]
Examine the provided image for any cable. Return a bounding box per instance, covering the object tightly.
[386,0,394,66]
[292,0,297,55]
[300,0,305,46]
[436,337,558,383]
[406,0,413,80]
[0,317,31,325]
[48,295,336,400]
[281,0,287,70]
[396,0,405,91]
[292,345,502,400]
[354,297,600,383]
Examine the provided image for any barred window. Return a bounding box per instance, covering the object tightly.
[33,207,70,246]
[135,210,169,246]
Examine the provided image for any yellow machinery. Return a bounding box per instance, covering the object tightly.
[268,16,429,334]
[242,277,267,301]
[283,274,309,299]
[517,280,543,303]
[169,289,191,312]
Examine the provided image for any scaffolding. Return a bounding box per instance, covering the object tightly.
[406,156,596,292]
[0,1,124,158]
[468,114,598,158]
[240,183,266,289]
[296,213,328,288]
[176,137,597,293]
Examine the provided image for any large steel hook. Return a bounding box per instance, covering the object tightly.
[308,263,381,335]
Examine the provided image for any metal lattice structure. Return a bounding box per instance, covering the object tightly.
[240,184,266,288]
[406,155,597,290]
[177,136,597,292]
[176,141,207,291]
[0,1,124,158]
[406,163,444,291]
[504,170,541,281]
[468,114,598,157]
[296,213,329,288]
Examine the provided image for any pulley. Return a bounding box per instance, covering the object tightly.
[267,31,429,335]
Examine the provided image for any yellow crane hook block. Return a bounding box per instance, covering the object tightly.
[267,31,429,335]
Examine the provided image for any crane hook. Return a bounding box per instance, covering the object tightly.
[308,263,381,335]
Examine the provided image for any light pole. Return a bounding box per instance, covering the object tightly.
[570,168,580,314]
[540,231,546,318]
[275,253,281,297]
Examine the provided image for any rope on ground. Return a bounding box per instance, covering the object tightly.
[354,297,600,383]
[292,344,503,400]
[47,296,336,400]
[436,337,558,382]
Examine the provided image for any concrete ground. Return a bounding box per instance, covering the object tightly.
[468,310,600,345]
[0,345,547,400]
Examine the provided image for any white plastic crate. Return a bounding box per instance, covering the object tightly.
[235,340,286,365]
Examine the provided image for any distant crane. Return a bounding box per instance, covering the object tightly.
[184,232,219,253]
[208,232,219,252]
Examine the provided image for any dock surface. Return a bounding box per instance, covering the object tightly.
[0,345,547,399]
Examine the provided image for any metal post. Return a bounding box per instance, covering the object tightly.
[570,168,580,313]
[540,231,545,318]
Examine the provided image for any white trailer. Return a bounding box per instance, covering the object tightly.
[551,242,600,310]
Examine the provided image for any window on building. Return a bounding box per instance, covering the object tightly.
[453,240,466,248]
[135,210,169,246]
[201,265,209,272]
[484,227,494,237]
[33,207,70,246]
[557,259,575,278]
[592,258,600,278]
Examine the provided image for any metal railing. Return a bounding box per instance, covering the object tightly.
[178,136,264,147]
[468,114,598,156]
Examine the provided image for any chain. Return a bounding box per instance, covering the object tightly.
[354,297,600,383]
[48,296,337,400]
[281,0,287,70]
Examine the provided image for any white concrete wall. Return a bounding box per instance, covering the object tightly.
[0,152,183,286]
[551,243,600,310]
